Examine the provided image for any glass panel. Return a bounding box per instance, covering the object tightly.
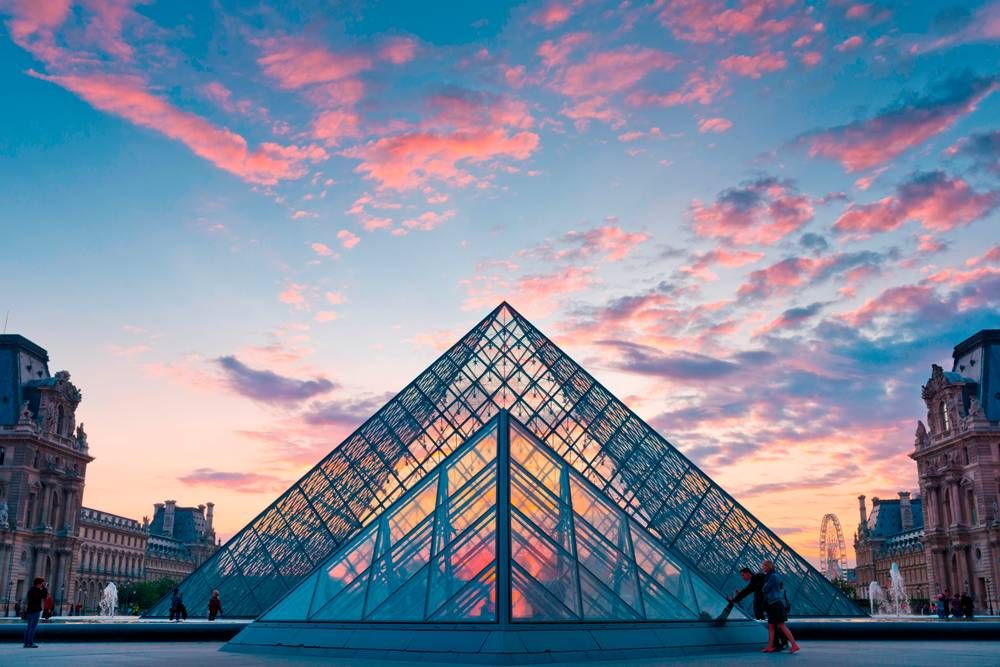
[429,562,497,621]
[574,518,641,614]
[365,514,434,614]
[366,566,430,621]
[427,510,496,617]
[630,525,696,610]
[310,573,367,621]
[510,423,561,494]
[510,511,579,618]
[511,563,577,621]
[437,461,496,551]
[510,465,573,553]
[688,570,731,619]
[310,523,376,609]
[570,475,623,537]
[447,425,498,491]
[262,570,318,621]
[579,564,642,621]
[386,476,439,545]
[639,571,696,620]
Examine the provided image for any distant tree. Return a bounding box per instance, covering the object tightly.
[119,578,177,614]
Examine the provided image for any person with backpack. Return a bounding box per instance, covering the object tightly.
[728,566,788,650]
[760,560,799,654]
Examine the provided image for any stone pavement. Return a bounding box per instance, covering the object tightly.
[1,641,999,666]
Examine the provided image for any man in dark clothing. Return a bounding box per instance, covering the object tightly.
[170,588,187,622]
[960,592,974,619]
[728,567,788,650]
[23,577,47,648]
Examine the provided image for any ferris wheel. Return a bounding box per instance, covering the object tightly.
[819,513,847,581]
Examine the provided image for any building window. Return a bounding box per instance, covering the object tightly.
[57,405,65,435]
[940,401,951,432]
[0,446,5,465]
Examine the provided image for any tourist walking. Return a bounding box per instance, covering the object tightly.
[960,591,974,619]
[22,577,47,648]
[935,590,948,618]
[728,567,787,650]
[760,560,799,654]
[208,590,223,621]
[169,587,187,622]
[950,592,962,618]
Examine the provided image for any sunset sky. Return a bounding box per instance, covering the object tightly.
[2,0,999,567]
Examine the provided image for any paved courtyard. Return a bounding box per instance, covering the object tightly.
[0,641,998,666]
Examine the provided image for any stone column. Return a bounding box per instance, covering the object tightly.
[950,483,963,525]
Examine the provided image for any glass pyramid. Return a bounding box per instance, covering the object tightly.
[147,302,862,618]
[261,413,740,623]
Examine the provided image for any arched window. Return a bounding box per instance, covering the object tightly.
[940,401,951,432]
[56,405,65,435]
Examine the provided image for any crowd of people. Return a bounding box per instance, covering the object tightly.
[932,589,976,619]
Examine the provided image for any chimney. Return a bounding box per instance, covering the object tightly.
[858,495,867,526]
[163,499,176,538]
[899,491,913,531]
[206,502,215,532]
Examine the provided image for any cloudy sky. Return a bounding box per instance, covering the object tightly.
[2,0,998,566]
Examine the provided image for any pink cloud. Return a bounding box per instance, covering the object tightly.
[30,70,326,185]
[337,229,360,249]
[279,283,306,306]
[256,36,371,90]
[690,176,814,245]
[81,0,141,61]
[846,4,872,20]
[683,248,764,280]
[698,117,733,133]
[312,109,361,146]
[834,171,998,235]
[378,36,418,64]
[553,46,678,98]
[657,0,798,44]
[626,70,726,107]
[325,291,346,305]
[531,2,573,28]
[343,129,539,190]
[561,96,622,129]
[401,209,456,232]
[719,51,787,78]
[462,266,594,313]
[563,226,650,261]
[835,35,864,52]
[537,32,590,69]
[800,51,822,67]
[965,244,1000,268]
[805,73,997,172]
[310,242,336,257]
[840,285,937,327]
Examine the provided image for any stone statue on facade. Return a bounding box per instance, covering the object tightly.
[18,401,33,425]
[968,397,985,419]
[915,420,929,448]
[75,423,88,449]
[0,501,9,530]
[993,500,1000,524]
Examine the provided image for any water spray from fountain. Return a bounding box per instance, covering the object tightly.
[99,582,118,617]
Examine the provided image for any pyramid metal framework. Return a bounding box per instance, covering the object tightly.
[261,413,743,624]
[148,303,861,619]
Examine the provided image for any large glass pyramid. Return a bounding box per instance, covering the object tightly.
[148,303,862,619]
[261,413,740,624]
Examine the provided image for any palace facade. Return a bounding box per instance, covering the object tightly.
[0,335,92,615]
[912,329,1000,614]
[852,492,929,610]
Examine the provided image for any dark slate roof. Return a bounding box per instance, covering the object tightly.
[867,497,923,538]
[0,334,49,361]
[149,505,207,544]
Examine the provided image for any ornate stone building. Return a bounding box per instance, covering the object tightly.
[0,335,92,616]
[912,329,1000,614]
[142,500,218,582]
[852,492,929,610]
[76,508,148,613]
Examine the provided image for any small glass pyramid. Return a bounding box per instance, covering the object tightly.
[149,303,861,619]
[260,413,741,623]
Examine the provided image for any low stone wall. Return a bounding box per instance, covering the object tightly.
[0,620,245,642]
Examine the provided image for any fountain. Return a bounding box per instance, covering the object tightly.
[98,582,118,617]
[887,562,910,615]
[868,580,886,615]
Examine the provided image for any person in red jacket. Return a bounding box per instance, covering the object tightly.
[208,590,223,621]
[42,594,55,620]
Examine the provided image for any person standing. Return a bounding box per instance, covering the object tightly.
[728,567,787,650]
[760,560,799,654]
[207,590,223,621]
[23,577,47,649]
[960,591,974,619]
[169,587,187,622]
[950,592,962,618]
[42,593,54,621]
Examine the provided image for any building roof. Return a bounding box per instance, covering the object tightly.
[867,497,923,537]
[149,505,208,544]
[0,334,49,361]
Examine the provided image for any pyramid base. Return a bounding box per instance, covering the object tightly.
[223,619,765,663]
